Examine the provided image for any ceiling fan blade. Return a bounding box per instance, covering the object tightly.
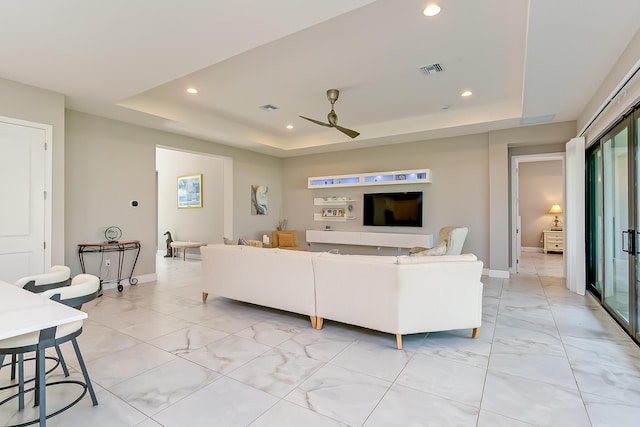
[299,116,331,127]
[334,125,360,139]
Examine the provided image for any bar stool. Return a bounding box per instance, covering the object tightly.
[14,266,71,293]
[1,266,72,387]
[0,274,99,426]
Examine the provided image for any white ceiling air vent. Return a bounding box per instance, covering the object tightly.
[259,104,278,111]
[419,63,444,75]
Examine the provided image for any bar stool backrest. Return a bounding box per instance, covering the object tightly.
[14,265,72,293]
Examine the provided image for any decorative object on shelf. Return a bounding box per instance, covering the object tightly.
[177,174,203,208]
[548,203,563,230]
[104,226,122,243]
[251,184,268,215]
[163,231,174,258]
[322,208,345,218]
[277,219,288,231]
[308,168,431,188]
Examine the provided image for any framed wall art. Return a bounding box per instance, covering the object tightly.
[251,185,268,215]
[177,174,203,208]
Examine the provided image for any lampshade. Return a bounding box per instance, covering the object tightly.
[548,204,563,214]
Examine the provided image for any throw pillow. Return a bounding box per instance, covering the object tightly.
[223,237,236,245]
[411,240,447,256]
[278,233,295,247]
[245,239,263,248]
[409,246,428,255]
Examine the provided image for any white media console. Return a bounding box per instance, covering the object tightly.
[306,230,433,249]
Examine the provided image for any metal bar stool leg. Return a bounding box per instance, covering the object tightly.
[37,347,46,426]
[11,354,16,380]
[55,344,70,377]
[72,338,97,406]
[18,353,25,411]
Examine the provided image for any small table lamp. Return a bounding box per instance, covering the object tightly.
[548,203,563,230]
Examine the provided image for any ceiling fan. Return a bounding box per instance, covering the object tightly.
[300,89,360,139]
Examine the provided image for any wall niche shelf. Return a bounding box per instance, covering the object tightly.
[308,168,431,189]
[313,197,356,206]
[313,197,356,221]
[313,214,356,222]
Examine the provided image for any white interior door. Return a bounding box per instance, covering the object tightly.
[0,120,46,283]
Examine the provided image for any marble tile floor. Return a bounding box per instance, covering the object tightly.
[2,252,640,426]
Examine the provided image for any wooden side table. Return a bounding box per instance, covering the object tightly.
[543,230,563,253]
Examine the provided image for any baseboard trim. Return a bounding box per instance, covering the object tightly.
[483,268,510,278]
[101,273,157,290]
[155,249,202,260]
[521,246,543,253]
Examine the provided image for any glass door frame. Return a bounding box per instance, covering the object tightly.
[586,110,639,342]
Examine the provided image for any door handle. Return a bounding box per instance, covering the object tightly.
[622,229,635,254]
[623,230,630,253]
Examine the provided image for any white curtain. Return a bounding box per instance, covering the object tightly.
[565,137,586,295]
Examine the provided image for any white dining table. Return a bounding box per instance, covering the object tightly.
[0,280,88,426]
[0,280,87,340]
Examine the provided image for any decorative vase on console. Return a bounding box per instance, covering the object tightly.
[277,219,288,231]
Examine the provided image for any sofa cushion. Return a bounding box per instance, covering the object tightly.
[278,233,296,247]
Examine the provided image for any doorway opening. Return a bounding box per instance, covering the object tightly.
[511,153,565,275]
[155,146,233,260]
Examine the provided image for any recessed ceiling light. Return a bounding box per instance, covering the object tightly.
[186,88,198,94]
[461,90,473,97]
[286,124,293,129]
[423,4,441,16]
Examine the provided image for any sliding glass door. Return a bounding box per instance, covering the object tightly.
[586,109,639,342]
[586,147,602,297]
[635,112,640,341]
[602,123,631,324]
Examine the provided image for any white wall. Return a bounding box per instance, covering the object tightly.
[283,133,491,259]
[0,78,65,265]
[579,27,640,142]
[65,110,284,278]
[156,147,226,252]
[282,123,577,273]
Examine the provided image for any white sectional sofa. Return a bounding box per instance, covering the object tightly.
[201,244,484,349]
[313,253,483,349]
[201,244,322,327]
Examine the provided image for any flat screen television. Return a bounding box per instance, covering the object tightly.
[363,192,423,227]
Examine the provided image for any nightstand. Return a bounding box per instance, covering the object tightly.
[543,230,563,253]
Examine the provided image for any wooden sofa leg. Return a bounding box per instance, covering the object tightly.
[202,292,209,302]
[315,317,324,330]
[472,327,480,338]
[310,316,317,328]
[396,334,403,350]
